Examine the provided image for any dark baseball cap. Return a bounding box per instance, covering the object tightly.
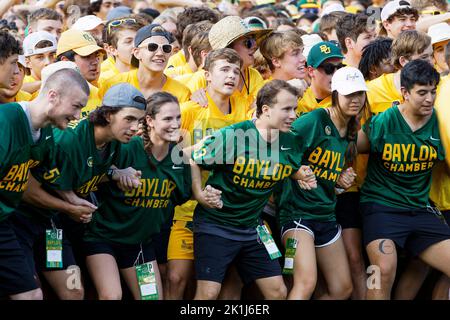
[102,83,146,110]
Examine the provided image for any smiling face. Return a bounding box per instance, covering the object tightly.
[206,59,240,97]
[146,101,181,143]
[108,107,146,143]
[263,89,298,132]
[273,45,306,80]
[134,35,172,73]
[384,14,417,39]
[26,50,57,80]
[47,87,88,129]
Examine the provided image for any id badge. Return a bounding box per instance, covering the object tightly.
[135,262,158,300]
[256,225,281,260]
[46,229,63,269]
[282,238,298,275]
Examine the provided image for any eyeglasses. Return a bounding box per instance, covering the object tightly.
[420,10,446,15]
[146,43,172,54]
[107,18,137,34]
[319,63,345,75]
[243,37,256,49]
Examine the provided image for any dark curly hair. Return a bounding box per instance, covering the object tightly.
[0,31,22,64]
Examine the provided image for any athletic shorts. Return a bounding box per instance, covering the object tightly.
[0,218,39,296]
[167,220,194,261]
[152,217,172,264]
[83,240,156,269]
[335,192,362,229]
[281,219,342,248]
[361,202,450,257]
[442,210,450,226]
[10,211,77,273]
[194,232,281,285]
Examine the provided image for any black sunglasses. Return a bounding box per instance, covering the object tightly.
[243,37,256,49]
[147,43,172,54]
[319,63,345,75]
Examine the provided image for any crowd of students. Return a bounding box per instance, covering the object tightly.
[1,0,450,300]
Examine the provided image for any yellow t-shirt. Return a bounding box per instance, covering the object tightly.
[430,76,450,210]
[15,90,32,102]
[99,56,120,86]
[174,92,252,222]
[23,75,39,84]
[297,87,332,116]
[99,69,191,103]
[166,50,186,69]
[185,67,265,106]
[165,63,193,78]
[367,73,403,115]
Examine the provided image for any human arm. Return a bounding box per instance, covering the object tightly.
[291,165,317,190]
[190,159,223,209]
[357,129,370,154]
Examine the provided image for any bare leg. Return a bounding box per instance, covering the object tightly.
[254,276,287,300]
[394,258,429,300]
[432,275,450,300]
[194,280,222,300]
[166,259,194,300]
[10,288,43,300]
[42,267,84,300]
[218,264,243,300]
[121,260,163,300]
[86,254,122,300]
[342,228,367,300]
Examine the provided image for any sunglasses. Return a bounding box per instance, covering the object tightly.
[107,18,137,34]
[319,63,345,75]
[146,43,172,54]
[243,37,256,49]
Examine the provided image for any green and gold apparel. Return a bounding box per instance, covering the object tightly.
[192,120,303,229]
[276,108,349,225]
[0,103,54,222]
[85,136,192,245]
[360,105,444,209]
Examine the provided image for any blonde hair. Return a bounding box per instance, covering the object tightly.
[260,30,303,71]
[391,30,431,70]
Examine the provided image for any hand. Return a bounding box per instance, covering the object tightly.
[112,167,142,192]
[198,185,223,209]
[296,165,317,190]
[337,167,357,190]
[66,204,94,223]
[191,88,208,107]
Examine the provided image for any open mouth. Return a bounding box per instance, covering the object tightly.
[224,81,235,88]
[152,58,165,64]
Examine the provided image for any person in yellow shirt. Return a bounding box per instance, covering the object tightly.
[56,29,106,118]
[186,16,271,106]
[100,24,191,103]
[297,41,344,116]
[0,55,32,103]
[166,7,219,70]
[379,0,418,39]
[99,17,146,85]
[165,21,212,79]
[427,23,450,75]
[358,37,394,81]
[166,48,253,300]
[21,31,57,96]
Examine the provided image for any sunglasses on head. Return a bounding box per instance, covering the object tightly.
[319,63,345,75]
[107,18,137,35]
[420,10,445,15]
[147,43,172,53]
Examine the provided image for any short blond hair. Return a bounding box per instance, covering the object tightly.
[260,30,303,71]
[391,30,431,70]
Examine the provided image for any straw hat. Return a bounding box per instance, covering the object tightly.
[208,16,272,50]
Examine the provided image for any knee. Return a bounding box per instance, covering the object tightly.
[377,261,397,281]
[332,282,353,300]
[266,282,287,300]
[347,249,365,271]
[59,287,85,300]
[31,288,44,300]
[293,276,317,295]
[98,290,122,300]
[168,270,187,287]
[196,286,220,300]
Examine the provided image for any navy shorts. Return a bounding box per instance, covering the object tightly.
[335,192,362,229]
[152,217,172,264]
[361,202,450,257]
[83,240,156,269]
[0,218,39,296]
[442,210,450,226]
[281,219,342,247]
[10,211,77,273]
[194,232,282,285]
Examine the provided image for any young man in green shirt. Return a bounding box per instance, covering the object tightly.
[190,80,316,300]
[0,68,90,299]
[358,60,450,300]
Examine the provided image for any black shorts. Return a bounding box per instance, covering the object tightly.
[10,211,77,273]
[281,219,342,247]
[194,232,281,285]
[335,192,362,229]
[83,240,156,269]
[443,210,450,226]
[0,218,39,296]
[361,202,450,257]
[152,217,172,264]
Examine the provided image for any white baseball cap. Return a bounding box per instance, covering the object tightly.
[331,66,367,95]
[428,22,450,45]
[301,34,323,61]
[23,31,57,57]
[381,0,412,22]
[321,3,345,16]
[40,61,80,86]
[71,15,105,32]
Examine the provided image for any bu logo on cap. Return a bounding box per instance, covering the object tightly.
[83,33,95,43]
[320,45,331,54]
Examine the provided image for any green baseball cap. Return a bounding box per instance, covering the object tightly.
[307,41,343,68]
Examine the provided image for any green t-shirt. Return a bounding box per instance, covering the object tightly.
[85,136,192,245]
[360,106,444,208]
[276,108,349,225]
[192,120,303,228]
[28,119,120,219]
[0,103,53,222]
